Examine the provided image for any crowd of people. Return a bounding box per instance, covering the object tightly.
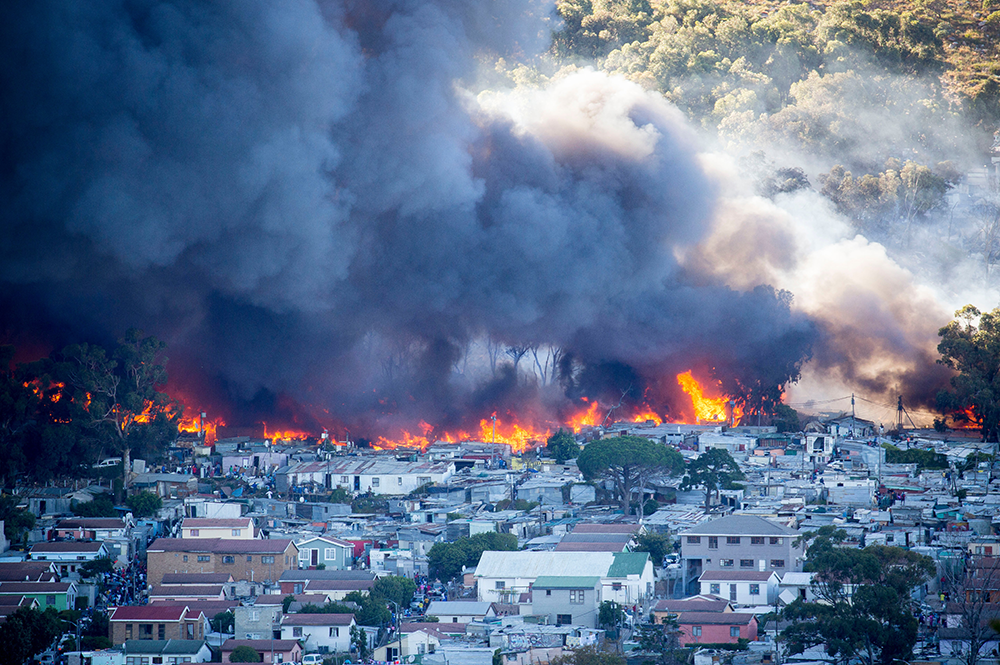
[99,559,146,607]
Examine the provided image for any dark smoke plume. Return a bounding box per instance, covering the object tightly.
[0,0,816,433]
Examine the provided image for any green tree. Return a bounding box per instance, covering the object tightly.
[72,494,118,517]
[0,607,61,665]
[545,429,581,463]
[598,601,624,630]
[680,448,745,510]
[229,645,263,663]
[54,330,179,488]
[211,611,235,633]
[428,532,518,582]
[125,490,162,517]
[371,576,417,608]
[343,591,391,627]
[576,436,684,513]
[782,526,935,665]
[299,602,356,614]
[351,624,370,660]
[79,556,115,578]
[0,495,36,546]
[937,305,1000,442]
[282,594,296,613]
[634,532,671,566]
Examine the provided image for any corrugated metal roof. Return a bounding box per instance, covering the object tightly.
[476,551,615,578]
[607,551,649,577]
[681,515,799,536]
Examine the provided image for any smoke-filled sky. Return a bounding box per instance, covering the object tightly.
[0,0,985,433]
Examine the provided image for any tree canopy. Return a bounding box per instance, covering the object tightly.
[577,436,684,512]
[680,448,745,510]
[937,305,1000,441]
[545,429,581,463]
[125,490,163,518]
[782,526,935,665]
[0,332,180,485]
[0,607,61,665]
[428,532,518,582]
[229,646,263,663]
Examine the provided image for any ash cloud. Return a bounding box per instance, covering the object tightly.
[0,0,817,432]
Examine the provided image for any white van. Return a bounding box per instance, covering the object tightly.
[302,655,324,665]
[92,457,122,468]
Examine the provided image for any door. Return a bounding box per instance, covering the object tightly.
[730,584,737,601]
[354,476,361,490]
[311,549,318,567]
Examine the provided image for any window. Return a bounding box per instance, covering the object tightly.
[771,559,785,568]
[770,537,781,545]
[372,477,380,487]
[495,581,505,589]
[197,555,210,562]
[546,590,552,596]
[293,627,303,637]
[569,590,585,604]
[692,626,702,637]
[182,555,188,562]
[231,586,237,596]
[687,536,701,544]
[727,537,741,545]
[294,583,304,593]
[397,477,403,485]
[721,559,734,567]
[750,537,764,545]
[708,537,718,549]
[250,610,259,622]
[190,529,199,536]
[140,623,153,637]
[158,624,165,639]
[341,476,349,483]
[232,529,242,536]
[222,555,235,564]
[330,627,339,637]
[419,477,430,484]
[730,585,737,601]
[262,556,275,564]
[126,625,133,639]
[247,555,253,562]
[710,583,720,594]
[750,584,760,595]
[612,582,621,591]
[186,622,195,639]
[46,595,56,605]
[740,559,754,568]
[556,614,572,626]
[325,548,336,560]
[731,626,740,638]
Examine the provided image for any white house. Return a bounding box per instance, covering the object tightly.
[699,570,779,606]
[778,571,816,605]
[29,541,110,578]
[277,459,455,496]
[475,551,654,605]
[280,613,355,654]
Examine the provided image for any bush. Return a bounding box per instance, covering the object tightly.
[230,646,263,663]
[124,491,162,517]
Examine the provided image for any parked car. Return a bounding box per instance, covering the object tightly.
[302,655,324,665]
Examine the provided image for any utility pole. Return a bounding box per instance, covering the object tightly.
[491,414,497,470]
[851,393,856,439]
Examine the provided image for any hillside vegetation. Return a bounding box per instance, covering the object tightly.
[542,0,1000,244]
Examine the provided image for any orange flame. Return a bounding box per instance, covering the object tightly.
[566,399,602,432]
[676,371,743,424]
[263,423,312,442]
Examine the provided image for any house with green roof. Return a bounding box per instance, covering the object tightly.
[475,550,654,606]
[532,576,601,627]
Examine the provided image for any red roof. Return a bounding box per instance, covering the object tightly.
[148,537,294,554]
[109,605,190,622]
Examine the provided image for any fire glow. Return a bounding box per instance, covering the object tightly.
[169,370,746,454]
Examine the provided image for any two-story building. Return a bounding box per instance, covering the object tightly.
[279,613,355,653]
[234,604,282,641]
[109,605,207,644]
[53,517,131,541]
[146,538,298,587]
[679,515,803,595]
[531,577,602,628]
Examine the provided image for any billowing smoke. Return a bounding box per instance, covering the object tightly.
[3,0,828,435]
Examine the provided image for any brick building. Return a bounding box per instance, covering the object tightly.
[108,605,207,644]
[146,538,298,587]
